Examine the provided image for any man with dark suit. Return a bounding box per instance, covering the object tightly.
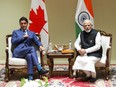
[11,16,48,80]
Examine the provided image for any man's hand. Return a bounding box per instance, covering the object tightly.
[23,35,29,38]
[39,46,45,51]
[78,49,86,56]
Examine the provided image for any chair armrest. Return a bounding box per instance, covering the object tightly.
[5,47,9,59]
[106,47,111,67]
[74,49,80,58]
[108,46,111,49]
[6,47,9,49]
[39,50,44,66]
[5,47,9,68]
[73,49,79,64]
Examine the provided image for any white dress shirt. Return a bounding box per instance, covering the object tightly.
[74,31,101,54]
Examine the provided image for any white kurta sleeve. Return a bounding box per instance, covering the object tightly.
[74,33,81,51]
[85,32,101,53]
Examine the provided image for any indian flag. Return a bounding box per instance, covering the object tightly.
[75,0,94,38]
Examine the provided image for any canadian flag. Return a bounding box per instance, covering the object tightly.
[29,0,48,52]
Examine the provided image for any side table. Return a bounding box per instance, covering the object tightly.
[46,51,74,78]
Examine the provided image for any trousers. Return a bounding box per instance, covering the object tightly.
[13,46,42,74]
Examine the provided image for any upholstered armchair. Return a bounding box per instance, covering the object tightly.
[74,30,112,80]
[5,34,44,81]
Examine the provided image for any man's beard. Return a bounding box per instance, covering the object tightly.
[85,28,91,33]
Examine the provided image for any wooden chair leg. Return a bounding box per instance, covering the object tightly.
[5,68,9,82]
[106,67,110,80]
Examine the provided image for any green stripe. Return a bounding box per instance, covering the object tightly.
[75,22,82,38]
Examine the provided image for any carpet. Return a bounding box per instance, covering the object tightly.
[49,76,111,87]
[0,64,115,87]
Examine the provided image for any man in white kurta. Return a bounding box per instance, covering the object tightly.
[73,20,102,83]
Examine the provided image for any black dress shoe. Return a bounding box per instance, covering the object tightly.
[72,72,84,78]
[38,69,49,75]
[90,77,97,83]
[82,76,91,82]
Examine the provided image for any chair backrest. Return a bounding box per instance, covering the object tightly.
[97,30,112,64]
[6,35,12,58]
[6,34,42,64]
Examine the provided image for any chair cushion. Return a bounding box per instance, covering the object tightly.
[9,57,27,65]
[9,55,41,65]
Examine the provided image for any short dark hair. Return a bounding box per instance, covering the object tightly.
[19,16,28,23]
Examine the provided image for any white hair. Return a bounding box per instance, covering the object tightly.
[83,19,93,26]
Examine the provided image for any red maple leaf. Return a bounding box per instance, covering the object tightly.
[29,6,47,34]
